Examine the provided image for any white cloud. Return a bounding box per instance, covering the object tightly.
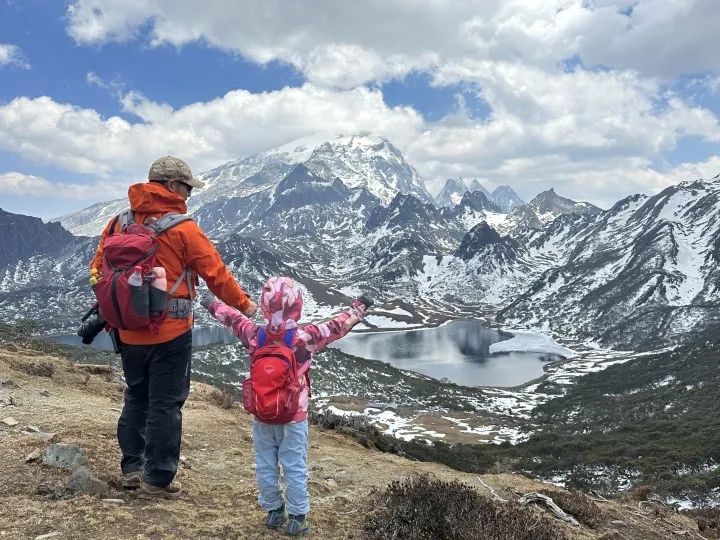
[0,75,717,210]
[65,0,720,87]
[0,86,422,180]
[4,1,720,211]
[0,43,30,69]
[0,171,125,199]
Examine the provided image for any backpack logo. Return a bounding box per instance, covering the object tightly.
[242,327,303,424]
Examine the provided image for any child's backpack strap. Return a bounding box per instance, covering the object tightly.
[257,327,296,348]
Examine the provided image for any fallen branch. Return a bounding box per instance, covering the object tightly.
[518,492,580,527]
[476,476,508,502]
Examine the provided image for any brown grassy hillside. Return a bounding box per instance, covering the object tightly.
[0,344,708,539]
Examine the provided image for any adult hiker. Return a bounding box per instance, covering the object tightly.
[89,156,257,498]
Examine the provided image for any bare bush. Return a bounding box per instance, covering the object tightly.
[363,476,567,540]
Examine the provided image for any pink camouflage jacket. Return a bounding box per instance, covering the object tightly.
[205,299,366,422]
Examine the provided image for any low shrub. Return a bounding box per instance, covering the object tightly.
[363,476,567,540]
[206,388,236,409]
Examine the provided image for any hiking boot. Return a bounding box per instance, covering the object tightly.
[266,505,287,529]
[136,481,183,499]
[121,470,143,489]
[286,515,310,537]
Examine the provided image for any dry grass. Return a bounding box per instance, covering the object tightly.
[205,388,236,409]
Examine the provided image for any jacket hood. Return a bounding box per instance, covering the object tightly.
[128,182,187,215]
[260,277,303,331]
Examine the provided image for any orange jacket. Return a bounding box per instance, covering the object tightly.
[90,182,252,345]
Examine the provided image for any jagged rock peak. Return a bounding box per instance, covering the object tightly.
[467,179,490,195]
[435,178,469,206]
[272,164,350,209]
[366,192,442,229]
[0,208,76,266]
[454,221,518,260]
[529,188,602,224]
[457,190,501,213]
[490,185,525,212]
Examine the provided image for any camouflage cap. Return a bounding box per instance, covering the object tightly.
[148,156,205,188]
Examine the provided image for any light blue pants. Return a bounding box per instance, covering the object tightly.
[252,418,310,516]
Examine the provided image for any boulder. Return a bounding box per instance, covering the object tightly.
[41,443,88,469]
[66,466,108,496]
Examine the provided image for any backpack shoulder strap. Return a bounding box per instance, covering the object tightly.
[146,213,193,236]
[117,209,135,232]
[257,327,267,348]
[284,327,297,347]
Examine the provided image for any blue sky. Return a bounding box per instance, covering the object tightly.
[1,0,719,219]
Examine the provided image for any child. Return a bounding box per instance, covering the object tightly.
[200,276,371,537]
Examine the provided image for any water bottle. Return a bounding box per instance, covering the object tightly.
[149,267,167,316]
[128,266,143,287]
[128,265,149,317]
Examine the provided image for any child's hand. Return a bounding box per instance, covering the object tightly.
[199,291,216,310]
[356,293,375,310]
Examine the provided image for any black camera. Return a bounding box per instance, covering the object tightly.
[77,304,107,345]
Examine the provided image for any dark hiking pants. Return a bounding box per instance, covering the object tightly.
[117,330,192,487]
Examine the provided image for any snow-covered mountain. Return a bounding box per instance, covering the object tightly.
[195,133,430,208]
[498,177,720,348]
[490,185,524,212]
[528,188,602,224]
[58,134,431,235]
[434,178,470,207]
[55,198,128,237]
[8,135,720,350]
[434,178,493,207]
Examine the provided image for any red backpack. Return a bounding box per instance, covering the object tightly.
[94,210,193,331]
[243,327,306,423]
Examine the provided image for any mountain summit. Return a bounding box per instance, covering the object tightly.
[528,188,602,224]
[195,133,431,208]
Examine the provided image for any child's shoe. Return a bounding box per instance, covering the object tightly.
[286,515,310,536]
[266,505,287,529]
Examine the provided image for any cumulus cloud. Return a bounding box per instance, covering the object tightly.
[0,74,717,208]
[0,172,124,199]
[65,0,720,86]
[0,86,422,181]
[0,43,30,69]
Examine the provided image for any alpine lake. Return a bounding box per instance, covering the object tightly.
[50,319,564,388]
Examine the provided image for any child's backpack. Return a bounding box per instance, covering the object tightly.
[243,327,306,424]
[93,210,193,331]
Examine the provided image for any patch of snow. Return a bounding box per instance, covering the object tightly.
[490,330,577,358]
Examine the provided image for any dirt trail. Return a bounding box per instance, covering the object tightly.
[0,345,706,539]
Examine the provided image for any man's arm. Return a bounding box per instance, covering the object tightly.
[182,222,256,315]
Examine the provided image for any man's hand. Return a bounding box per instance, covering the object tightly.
[199,291,216,310]
[242,300,258,317]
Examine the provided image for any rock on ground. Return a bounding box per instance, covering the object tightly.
[41,443,88,470]
[66,466,108,496]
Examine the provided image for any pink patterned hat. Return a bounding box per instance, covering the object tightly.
[260,276,303,330]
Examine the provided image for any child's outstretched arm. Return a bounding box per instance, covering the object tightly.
[300,294,374,354]
[200,291,258,349]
